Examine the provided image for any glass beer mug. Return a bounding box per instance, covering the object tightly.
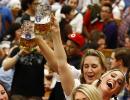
[20,20,36,51]
[34,4,51,38]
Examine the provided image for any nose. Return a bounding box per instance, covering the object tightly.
[87,66,93,72]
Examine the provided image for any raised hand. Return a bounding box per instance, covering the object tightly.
[50,14,60,37]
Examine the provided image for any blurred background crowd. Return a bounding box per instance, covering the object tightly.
[1,0,130,100]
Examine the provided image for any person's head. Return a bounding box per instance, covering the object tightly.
[7,0,21,18]
[97,37,106,50]
[65,33,85,56]
[61,5,73,22]
[100,4,113,22]
[21,0,41,12]
[110,48,130,71]
[0,83,9,100]
[80,49,107,84]
[67,0,79,10]
[49,0,61,5]
[71,84,102,100]
[91,31,106,50]
[94,69,125,99]
[100,0,114,5]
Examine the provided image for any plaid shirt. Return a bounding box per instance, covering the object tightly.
[118,9,130,47]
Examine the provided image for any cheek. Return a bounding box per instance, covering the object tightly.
[113,86,120,94]
[112,61,118,67]
[101,13,108,18]
[94,67,104,76]
[68,48,74,53]
[95,66,103,71]
[2,93,8,99]
[82,67,87,73]
[73,3,77,8]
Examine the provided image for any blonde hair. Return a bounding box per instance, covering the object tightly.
[71,84,102,100]
[92,69,125,98]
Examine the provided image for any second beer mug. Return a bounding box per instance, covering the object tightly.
[34,4,51,38]
[20,20,36,51]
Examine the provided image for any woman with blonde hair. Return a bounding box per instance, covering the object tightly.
[71,84,102,100]
[92,69,125,100]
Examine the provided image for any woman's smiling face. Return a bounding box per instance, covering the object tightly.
[99,70,124,97]
[83,56,105,84]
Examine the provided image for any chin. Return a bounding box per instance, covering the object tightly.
[86,80,93,84]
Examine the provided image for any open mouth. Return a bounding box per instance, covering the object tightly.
[87,75,94,79]
[107,82,113,89]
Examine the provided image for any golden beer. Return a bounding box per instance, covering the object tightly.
[34,16,51,35]
[34,4,51,38]
[20,37,36,51]
[20,20,36,51]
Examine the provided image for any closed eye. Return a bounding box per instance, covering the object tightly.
[117,79,123,85]
[91,64,97,68]
[83,64,89,68]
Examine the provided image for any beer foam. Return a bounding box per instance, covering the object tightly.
[35,16,50,24]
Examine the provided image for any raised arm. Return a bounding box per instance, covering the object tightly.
[35,36,58,72]
[51,17,74,96]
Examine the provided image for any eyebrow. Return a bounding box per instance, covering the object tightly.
[112,72,124,79]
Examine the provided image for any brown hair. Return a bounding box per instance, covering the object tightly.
[113,48,130,69]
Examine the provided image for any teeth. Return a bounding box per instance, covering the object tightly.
[107,82,113,89]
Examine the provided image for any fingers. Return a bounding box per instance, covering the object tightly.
[19,47,30,55]
[50,13,59,28]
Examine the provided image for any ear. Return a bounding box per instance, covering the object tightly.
[125,83,129,91]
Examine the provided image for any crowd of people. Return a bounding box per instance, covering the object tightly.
[0,0,130,100]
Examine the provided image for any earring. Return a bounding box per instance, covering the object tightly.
[96,79,101,87]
